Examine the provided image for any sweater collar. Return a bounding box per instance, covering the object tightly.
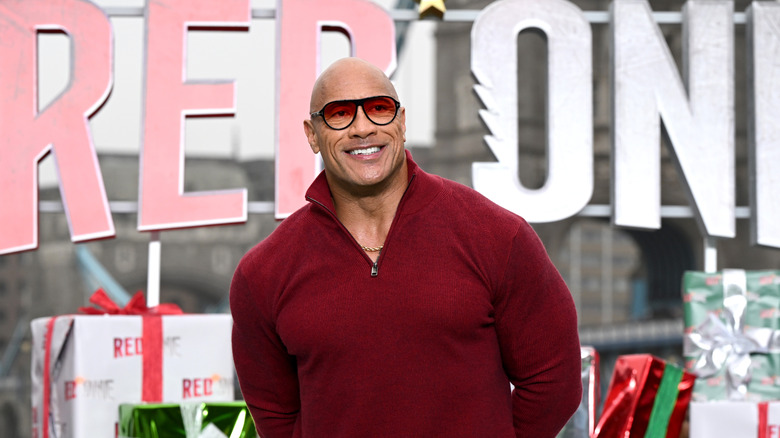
[304,149,443,216]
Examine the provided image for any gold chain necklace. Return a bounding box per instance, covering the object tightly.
[360,244,383,252]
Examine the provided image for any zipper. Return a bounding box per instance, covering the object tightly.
[306,173,417,278]
[306,195,380,276]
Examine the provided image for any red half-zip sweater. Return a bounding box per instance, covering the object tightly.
[231,151,581,437]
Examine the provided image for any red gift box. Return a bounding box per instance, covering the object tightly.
[593,354,695,438]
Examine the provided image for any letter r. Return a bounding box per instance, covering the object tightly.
[182,378,192,398]
[0,0,115,254]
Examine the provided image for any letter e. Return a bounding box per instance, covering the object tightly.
[138,0,249,231]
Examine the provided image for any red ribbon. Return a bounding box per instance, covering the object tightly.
[759,402,769,438]
[80,288,183,402]
[142,315,164,402]
[78,288,183,316]
[41,289,183,437]
[42,316,57,438]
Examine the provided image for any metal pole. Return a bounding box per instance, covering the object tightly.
[147,231,161,307]
[703,237,718,273]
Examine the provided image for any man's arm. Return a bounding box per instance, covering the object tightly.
[231,267,300,438]
[494,220,582,437]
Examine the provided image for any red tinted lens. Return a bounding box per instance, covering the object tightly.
[363,97,397,123]
[322,101,357,128]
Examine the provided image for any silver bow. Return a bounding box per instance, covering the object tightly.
[180,403,231,438]
[118,406,231,438]
[684,269,780,400]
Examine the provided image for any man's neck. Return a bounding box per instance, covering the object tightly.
[330,171,409,257]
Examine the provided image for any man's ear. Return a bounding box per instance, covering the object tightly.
[303,119,320,154]
[399,107,407,143]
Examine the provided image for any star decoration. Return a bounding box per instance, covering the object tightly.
[416,0,446,19]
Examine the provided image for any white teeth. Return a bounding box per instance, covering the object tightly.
[349,147,381,155]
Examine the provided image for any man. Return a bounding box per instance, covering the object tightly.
[231,57,581,437]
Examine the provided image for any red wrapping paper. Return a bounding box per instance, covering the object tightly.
[80,289,182,403]
[593,354,695,438]
[41,317,57,438]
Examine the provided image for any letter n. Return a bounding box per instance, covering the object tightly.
[0,0,114,254]
[612,0,735,238]
[275,0,396,218]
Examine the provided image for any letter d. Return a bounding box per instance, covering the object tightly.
[275,0,396,218]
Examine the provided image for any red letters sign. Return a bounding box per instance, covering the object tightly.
[113,337,143,358]
[138,0,249,231]
[0,0,399,253]
[182,377,213,399]
[0,0,114,255]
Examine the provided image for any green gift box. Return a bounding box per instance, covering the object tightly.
[682,269,780,401]
[118,401,256,438]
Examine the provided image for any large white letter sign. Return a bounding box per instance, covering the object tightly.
[748,2,780,248]
[275,0,396,218]
[612,0,735,237]
[471,0,593,223]
[0,0,114,255]
[138,0,249,231]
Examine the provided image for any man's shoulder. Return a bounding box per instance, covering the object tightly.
[237,205,315,267]
[431,174,525,225]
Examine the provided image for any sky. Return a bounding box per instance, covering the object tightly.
[37,0,435,186]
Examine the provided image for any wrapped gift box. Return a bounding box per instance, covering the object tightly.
[682,269,780,401]
[593,354,695,438]
[689,401,780,438]
[557,346,600,438]
[31,313,234,438]
[118,401,256,438]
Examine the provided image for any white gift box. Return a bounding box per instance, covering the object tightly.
[30,314,234,438]
[690,401,780,438]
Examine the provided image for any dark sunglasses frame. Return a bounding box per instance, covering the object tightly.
[310,95,401,130]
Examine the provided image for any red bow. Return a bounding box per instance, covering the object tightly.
[76,288,183,404]
[79,288,183,315]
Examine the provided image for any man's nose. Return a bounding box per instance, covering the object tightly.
[348,105,377,137]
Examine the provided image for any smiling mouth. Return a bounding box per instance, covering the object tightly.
[348,146,382,156]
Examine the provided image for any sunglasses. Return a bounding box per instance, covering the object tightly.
[310,95,401,130]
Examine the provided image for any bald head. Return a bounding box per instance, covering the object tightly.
[309,58,399,113]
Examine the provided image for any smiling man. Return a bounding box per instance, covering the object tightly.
[230,57,582,438]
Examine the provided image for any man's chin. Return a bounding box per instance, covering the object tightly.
[339,174,396,196]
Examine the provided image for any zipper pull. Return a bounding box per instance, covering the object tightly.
[371,262,378,277]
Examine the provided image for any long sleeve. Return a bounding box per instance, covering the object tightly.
[230,266,300,438]
[494,220,582,437]
[229,160,580,437]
